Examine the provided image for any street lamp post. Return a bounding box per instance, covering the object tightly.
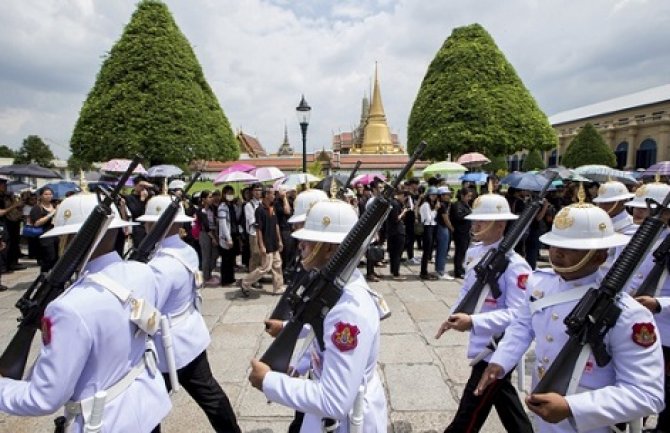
[296,95,311,173]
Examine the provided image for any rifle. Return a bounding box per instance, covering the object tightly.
[127,172,201,263]
[452,174,556,315]
[632,231,670,298]
[534,191,670,395]
[0,157,141,379]
[338,160,362,200]
[260,142,426,372]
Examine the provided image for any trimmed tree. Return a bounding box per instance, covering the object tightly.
[407,23,556,160]
[483,155,509,176]
[522,149,545,171]
[562,123,616,168]
[14,135,55,167]
[71,0,237,167]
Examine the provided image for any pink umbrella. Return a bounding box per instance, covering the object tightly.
[101,158,148,174]
[219,163,256,175]
[252,167,285,182]
[213,171,259,185]
[457,152,491,168]
[352,173,386,186]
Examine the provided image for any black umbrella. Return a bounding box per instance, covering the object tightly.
[0,164,61,179]
[315,174,348,196]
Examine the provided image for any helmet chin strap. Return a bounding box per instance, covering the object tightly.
[302,241,326,268]
[550,249,597,274]
[471,221,495,239]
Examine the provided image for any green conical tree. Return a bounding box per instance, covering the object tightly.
[522,149,545,171]
[562,123,616,168]
[71,0,237,166]
[407,23,556,160]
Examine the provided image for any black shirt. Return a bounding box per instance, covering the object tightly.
[386,199,406,237]
[255,205,279,253]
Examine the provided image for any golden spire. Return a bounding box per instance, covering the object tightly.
[353,63,402,155]
[655,173,661,183]
[329,177,338,199]
[487,178,494,195]
[163,178,169,195]
[79,170,89,194]
[574,182,592,208]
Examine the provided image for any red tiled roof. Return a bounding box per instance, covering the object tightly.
[237,132,267,157]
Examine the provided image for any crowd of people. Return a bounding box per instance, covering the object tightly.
[0,168,669,433]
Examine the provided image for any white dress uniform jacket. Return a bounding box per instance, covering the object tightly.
[599,211,636,273]
[0,252,172,433]
[490,269,664,433]
[458,240,530,361]
[151,234,210,370]
[262,269,386,433]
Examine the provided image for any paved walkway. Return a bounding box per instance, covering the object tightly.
[0,255,533,433]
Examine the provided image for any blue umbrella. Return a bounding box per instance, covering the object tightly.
[459,172,489,184]
[41,181,82,199]
[500,172,555,192]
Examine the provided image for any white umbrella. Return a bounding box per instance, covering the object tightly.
[213,171,259,185]
[252,167,285,182]
[573,165,637,185]
[281,172,321,188]
[147,164,183,178]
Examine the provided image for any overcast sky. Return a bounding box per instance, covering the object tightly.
[1,0,669,160]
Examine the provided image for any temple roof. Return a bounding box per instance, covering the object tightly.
[237,131,267,157]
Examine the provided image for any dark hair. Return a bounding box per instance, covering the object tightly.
[38,186,54,196]
[251,182,263,190]
[222,185,234,194]
[199,190,210,201]
[458,187,473,200]
[133,174,149,185]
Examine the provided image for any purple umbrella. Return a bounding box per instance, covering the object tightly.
[643,161,670,177]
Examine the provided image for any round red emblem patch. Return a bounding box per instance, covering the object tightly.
[632,322,656,348]
[41,317,52,346]
[517,274,529,290]
[331,321,360,352]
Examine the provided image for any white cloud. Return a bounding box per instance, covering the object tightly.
[0,0,669,159]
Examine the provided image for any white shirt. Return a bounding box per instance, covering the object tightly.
[490,269,664,433]
[150,234,211,370]
[244,198,261,236]
[457,239,531,360]
[0,252,171,433]
[262,270,387,433]
[419,202,437,226]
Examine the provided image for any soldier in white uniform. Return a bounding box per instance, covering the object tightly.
[592,181,636,235]
[622,181,670,433]
[435,192,533,433]
[476,192,664,433]
[249,199,387,433]
[138,194,241,433]
[0,193,171,433]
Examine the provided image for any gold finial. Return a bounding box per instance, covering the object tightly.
[79,170,89,194]
[577,182,586,205]
[487,178,494,194]
[163,178,169,195]
[655,173,661,183]
[329,177,338,199]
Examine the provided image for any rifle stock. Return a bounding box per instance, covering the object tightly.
[127,172,201,263]
[533,191,670,395]
[260,142,426,372]
[0,157,141,379]
[452,174,556,315]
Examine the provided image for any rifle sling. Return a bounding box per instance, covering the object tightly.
[529,285,590,315]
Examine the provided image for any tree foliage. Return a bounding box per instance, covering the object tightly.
[522,149,545,171]
[407,23,556,160]
[71,0,237,167]
[308,160,323,177]
[483,155,509,175]
[14,135,55,167]
[562,123,616,168]
[0,145,16,158]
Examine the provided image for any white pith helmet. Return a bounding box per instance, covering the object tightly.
[626,182,670,209]
[168,179,186,190]
[539,203,630,250]
[292,199,357,244]
[592,181,634,203]
[466,193,518,221]
[136,194,193,223]
[288,189,329,224]
[41,193,136,238]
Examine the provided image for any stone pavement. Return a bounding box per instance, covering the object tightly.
[0,256,536,433]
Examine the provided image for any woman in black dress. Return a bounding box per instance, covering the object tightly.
[30,186,58,273]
